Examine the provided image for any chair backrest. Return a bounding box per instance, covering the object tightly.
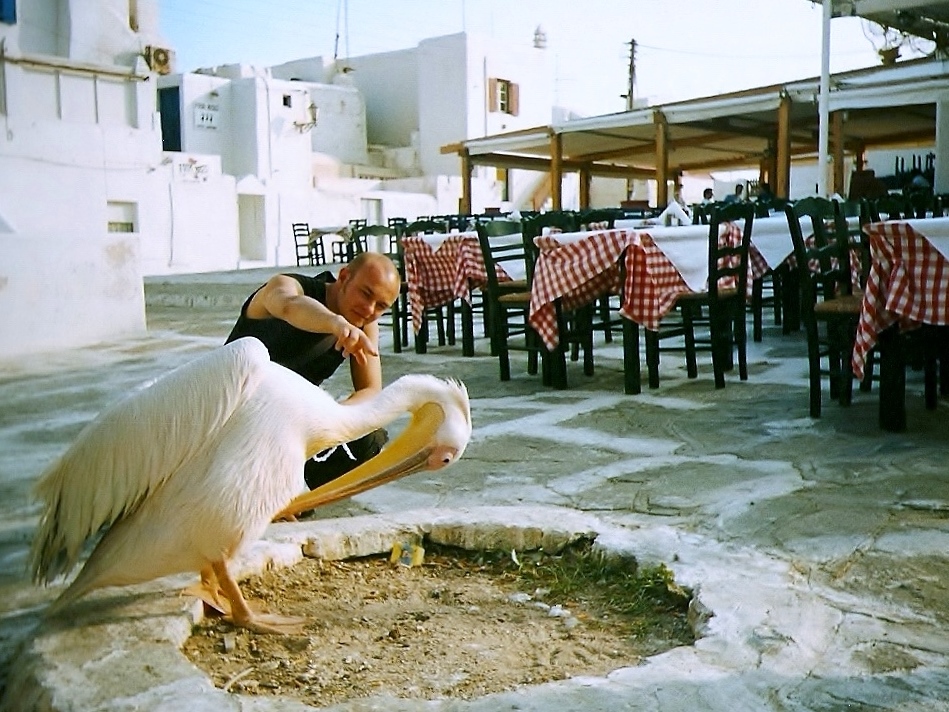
[867,194,912,222]
[475,219,525,295]
[292,222,310,244]
[520,213,576,278]
[404,219,449,236]
[692,203,714,225]
[785,197,852,307]
[707,202,754,300]
[350,224,395,255]
[577,208,618,230]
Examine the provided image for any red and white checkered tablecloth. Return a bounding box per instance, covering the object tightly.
[402,233,512,334]
[852,220,949,380]
[528,223,759,350]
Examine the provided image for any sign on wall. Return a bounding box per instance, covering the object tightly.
[194,101,220,129]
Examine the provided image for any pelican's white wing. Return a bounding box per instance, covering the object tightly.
[30,337,271,584]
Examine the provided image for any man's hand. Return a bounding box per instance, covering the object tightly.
[332,316,378,365]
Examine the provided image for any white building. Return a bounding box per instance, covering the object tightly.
[0,1,563,358]
[0,0,165,358]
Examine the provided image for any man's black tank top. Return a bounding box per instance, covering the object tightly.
[225,272,345,386]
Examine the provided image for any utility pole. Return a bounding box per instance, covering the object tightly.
[626,38,636,111]
[624,38,637,201]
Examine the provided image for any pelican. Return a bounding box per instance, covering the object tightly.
[29,337,471,633]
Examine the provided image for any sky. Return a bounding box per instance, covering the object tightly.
[157,0,932,117]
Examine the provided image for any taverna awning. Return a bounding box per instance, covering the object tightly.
[443,57,949,209]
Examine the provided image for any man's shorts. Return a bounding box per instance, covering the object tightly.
[303,428,389,490]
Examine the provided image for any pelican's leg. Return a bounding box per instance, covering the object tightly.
[182,566,231,617]
[211,560,305,635]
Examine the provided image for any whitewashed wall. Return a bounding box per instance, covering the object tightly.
[0,0,167,359]
[0,232,145,359]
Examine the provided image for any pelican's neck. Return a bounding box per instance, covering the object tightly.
[304,376,438,457]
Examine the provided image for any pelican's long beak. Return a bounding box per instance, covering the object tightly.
[276,402,446,519]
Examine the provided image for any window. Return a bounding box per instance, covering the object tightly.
[487,78,519,116]
[497,168,510,202]
[0,0,15,24]
[107,201,137,233]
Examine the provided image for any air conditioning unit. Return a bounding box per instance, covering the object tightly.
[144,46,175,75]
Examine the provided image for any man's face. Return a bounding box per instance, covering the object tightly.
[337,262,400,328]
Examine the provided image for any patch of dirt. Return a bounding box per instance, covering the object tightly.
[184,540,694,706]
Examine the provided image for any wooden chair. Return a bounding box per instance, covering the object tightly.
[474,219,548,383]
[578,208,621,230]
[785,197,863,417]
[400,219,452,354]
[293,222,324,266]
[867,194,912,222]
[644,201,755,390]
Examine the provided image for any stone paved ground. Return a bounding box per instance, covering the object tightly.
[1,267,948,711]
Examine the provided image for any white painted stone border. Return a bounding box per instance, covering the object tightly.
[1,505,926,712]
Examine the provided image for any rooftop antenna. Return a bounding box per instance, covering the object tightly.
[333,0,342,60]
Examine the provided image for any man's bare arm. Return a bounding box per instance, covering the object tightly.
[248,275,377,363]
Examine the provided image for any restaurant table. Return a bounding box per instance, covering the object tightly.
[528,222,761,351]
[401,232,523,355]
[852,217,949,431]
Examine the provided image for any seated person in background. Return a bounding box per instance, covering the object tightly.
[723,183,745,204]
[756,183,775,203]
[701,187,714,204]
[657,190,692,226]
[226,252,401,491]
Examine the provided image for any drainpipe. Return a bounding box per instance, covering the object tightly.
[261,73,280,265]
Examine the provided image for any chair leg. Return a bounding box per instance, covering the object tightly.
[751,278,763,343]
[580,305,595,377]
[434,308,446,346]
[710,308,728,390]
[772,267,784,326]
[877,325,906,432]
[682,305,698,379]
[735,308,748,382]
[549,344,568,389]
[838,325,855,407]
[496,313,511,382]
[805,320,823,418]
[446,300,457,346]
[527,326,539,376]
[599,296,613,343]
[461,300,475,357]
[623,319,641,395]
[860,348,875,392]
[414,317,429,354]
[391,301,402,354]
[645,329,660,389]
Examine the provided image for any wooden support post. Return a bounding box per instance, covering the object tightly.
[832,110,845,196]
[654,111,668,208]
[775,93,791,199]
[460,149,472,214]
[550,132,563,210]
[579,166,591,209]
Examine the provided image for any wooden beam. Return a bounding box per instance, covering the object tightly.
[467,152,653,178]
